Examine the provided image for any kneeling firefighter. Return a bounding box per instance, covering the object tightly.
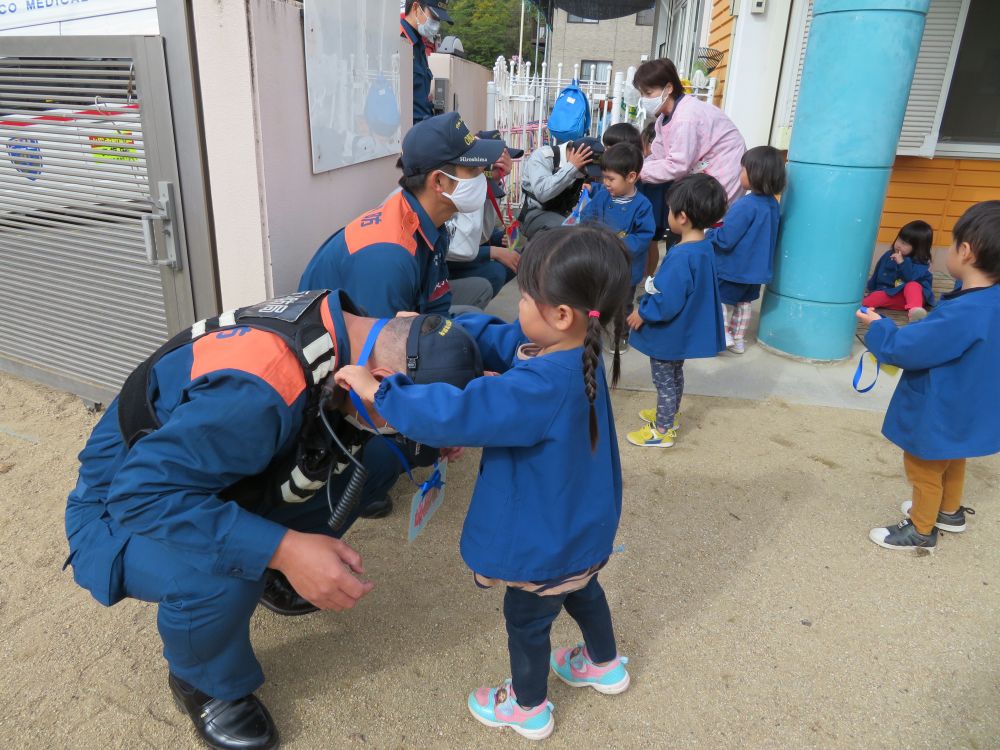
[64,289,482,750]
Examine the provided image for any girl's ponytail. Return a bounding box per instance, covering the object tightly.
[517,225,633,452]
[582,311,603,451]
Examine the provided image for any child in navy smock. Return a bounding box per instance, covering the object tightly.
[335,225,634,741]
[863,220,935,322]
[626,174,728,448]
[705,145,784,354]
[858,201,1000,553]
[581,142,655,351]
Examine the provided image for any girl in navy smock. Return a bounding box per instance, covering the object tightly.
[863,220,935,322]
[336,225,634,741]
[858,202,1000,553]
[627,174,728,448]
[705,146,785,354]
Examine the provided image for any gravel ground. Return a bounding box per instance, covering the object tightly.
[1,370,998,749]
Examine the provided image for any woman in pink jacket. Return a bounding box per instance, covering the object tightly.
[635,58,747,273]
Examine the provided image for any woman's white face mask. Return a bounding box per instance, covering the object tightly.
[640,90,665,118]
[439,171,487,214]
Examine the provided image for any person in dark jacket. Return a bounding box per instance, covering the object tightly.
[859,201,1000,553]
[400,0,453,123]
[65,290,482,750]
[863,219,935,322]
[627,174,728,448]
[706,145,785,354]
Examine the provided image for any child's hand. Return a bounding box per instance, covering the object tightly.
[891,251,904,264]
[440,447,464,462]
[334,365,381,402]
[855,308,882,325]
[627,310,644,330]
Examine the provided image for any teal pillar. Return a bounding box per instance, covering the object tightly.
[758,0,930,361]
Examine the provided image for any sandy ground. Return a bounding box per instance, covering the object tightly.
[1,369,999,750]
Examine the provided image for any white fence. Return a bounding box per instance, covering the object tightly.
[487,56,716,209]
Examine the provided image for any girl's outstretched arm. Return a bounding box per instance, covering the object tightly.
[335,365,563,449]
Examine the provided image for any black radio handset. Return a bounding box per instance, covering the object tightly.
[318,381,369,532]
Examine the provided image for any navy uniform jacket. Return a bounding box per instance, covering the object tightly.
[581,186,656,285]
[866,250,935,306]
[401,20,433,123]
[299,190,451,317]
[865,284,1000,460]
[65,294,355,607]
[373,315,622,582]
[630,238,726,361]
[706,192,780,285]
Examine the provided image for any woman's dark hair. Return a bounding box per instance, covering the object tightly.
[953,200,1000,279]
[601,143,644,177]
[602,123,642,149]
[633,58,685,99]
[518,225,632,451]
[741,146,786,197]
[667,174,728,230]
[641,120,656,148]
[897,219,934,266]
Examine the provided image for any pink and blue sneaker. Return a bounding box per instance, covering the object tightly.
[550,644,630,694]
[467,679,554,740]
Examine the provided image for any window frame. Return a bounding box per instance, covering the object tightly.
[568,14,598,24]
[636,8,655,26]
[580,59,613,83]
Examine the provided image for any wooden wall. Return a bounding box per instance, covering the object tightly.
[880,157,1000,245]
[707,0,735,106]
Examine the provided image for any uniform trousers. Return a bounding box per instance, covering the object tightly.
[121,465,392,701]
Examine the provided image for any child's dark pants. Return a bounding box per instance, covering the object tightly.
[503,575,617,708]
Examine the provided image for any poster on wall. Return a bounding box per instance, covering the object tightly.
[304,0,402,174]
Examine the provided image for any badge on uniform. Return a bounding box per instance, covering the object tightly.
[407,459,448,543]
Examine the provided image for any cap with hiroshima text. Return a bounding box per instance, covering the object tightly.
[400,112,505,176]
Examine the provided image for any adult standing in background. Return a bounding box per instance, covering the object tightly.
[400,0,453,124]
[635,58,746,272]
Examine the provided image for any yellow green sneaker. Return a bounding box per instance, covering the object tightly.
[626,424,675,447]
[638,409,680,431]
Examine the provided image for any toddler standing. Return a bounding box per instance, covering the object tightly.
[706,145,785,354]
[858,201,1000,552]
[626,174,728,448]
[336,225,634,740]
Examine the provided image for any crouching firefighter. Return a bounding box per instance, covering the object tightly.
[63,289,483,750]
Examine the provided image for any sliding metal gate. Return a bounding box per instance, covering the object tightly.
[0,36,196,405]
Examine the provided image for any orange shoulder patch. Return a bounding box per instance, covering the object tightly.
[343,192,420,257]
[190,328,306,406]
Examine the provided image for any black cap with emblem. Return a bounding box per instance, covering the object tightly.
[400,112,506,176]
[405,314,483,388]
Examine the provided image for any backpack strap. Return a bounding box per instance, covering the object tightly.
[118,290,335,449]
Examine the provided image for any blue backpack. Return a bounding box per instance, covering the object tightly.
[548,80,591,143]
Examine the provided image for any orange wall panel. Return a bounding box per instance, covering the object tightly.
[708,0,734,106]
[879,157,1000,246]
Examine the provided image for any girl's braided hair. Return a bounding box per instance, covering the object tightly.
[518,225,632,450]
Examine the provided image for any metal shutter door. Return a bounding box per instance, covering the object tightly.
[0,54,169,400]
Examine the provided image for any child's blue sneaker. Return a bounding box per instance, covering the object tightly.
[467,679,554,740]
[550,644,630,694]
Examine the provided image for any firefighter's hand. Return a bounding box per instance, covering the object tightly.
[566,144,594,172]
[335,365,380,402]
[269,531,374,611]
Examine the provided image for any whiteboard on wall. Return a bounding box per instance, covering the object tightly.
[303,0,402,174]
[0,0,157,35]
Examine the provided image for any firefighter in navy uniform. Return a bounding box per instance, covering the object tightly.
[64,289,482,750]
[400,0,454,123]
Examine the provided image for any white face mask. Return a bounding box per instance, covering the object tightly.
[344,413,399,436]
[640,92,665,117]
[440,171,487,214]
[416,7,441,40]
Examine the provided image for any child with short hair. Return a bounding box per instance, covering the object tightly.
[863,220,935,322]
[336,225,634,740]
[602,122,642,149]
[581,142,656,351]
[859,201,1000,552]
[626,174,728,447]
[706,145,785,354]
